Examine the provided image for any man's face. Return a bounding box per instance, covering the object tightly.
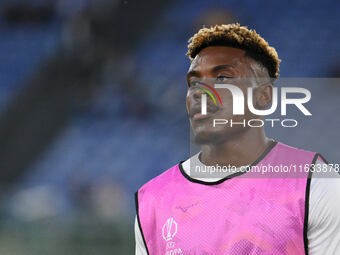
[186,46,269,145]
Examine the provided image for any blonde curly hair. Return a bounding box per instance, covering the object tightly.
[186,23,281,78]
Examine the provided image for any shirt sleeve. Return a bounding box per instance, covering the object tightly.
[308,160,340,254]
[135,215,148,255]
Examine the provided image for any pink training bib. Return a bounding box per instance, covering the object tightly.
[135,141,323,255]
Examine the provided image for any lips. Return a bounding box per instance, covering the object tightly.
[189,104,219,121]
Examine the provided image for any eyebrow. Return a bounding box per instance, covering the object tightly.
[186,64,234,78]
[186,70,200,78]
[211,64,234,72]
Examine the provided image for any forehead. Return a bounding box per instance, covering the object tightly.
[188,46,249,72]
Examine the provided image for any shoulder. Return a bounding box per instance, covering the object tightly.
[275,141,316,156]
[310,160,340,206]
[137,162,183,197]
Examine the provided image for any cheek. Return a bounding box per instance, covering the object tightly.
[216,88,232,108]
[216,86,250,115]
[186,91,191,112]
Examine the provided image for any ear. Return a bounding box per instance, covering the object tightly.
[254,84,273,109]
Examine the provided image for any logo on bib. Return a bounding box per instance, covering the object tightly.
[162,217,178,241]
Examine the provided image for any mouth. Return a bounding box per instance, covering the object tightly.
[190,105,220,121]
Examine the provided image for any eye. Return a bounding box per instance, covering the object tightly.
[216,75,231,83]
[188,80,200,87]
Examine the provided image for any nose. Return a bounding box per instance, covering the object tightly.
[192,86,205,101]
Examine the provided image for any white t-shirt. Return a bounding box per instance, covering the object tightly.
[135,154,340,254]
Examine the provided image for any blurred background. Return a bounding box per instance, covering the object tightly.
[0,0,339,254]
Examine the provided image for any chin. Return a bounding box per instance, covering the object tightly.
[192,125,248,145]
[193,130,224,145]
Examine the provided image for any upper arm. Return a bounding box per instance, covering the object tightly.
[308,161,340,254]
[135,215,148,255]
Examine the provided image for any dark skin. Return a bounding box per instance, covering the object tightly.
[186,46,273,167]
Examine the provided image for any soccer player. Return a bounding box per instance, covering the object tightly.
[135,24,340,254]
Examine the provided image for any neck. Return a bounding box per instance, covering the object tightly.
[199,128,271,167]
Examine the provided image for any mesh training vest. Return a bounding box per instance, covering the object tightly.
[135,141,323,255]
